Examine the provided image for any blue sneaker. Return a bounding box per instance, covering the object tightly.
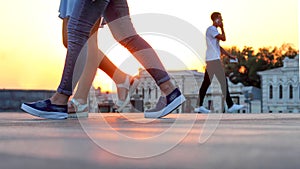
[144,96,166,113]
[21,99,68,120]
[144,88,186,118]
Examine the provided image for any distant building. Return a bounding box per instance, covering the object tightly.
[0,89,55,112]
[258,55,300,113]
[88,87,118,113]
[242,86,262,113]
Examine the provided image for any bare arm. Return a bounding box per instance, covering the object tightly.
[220,47,236,59]
[216,21,234,59]
[215,23,226,41]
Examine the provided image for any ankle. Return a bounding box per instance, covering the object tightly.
[159,81,176,95]
[50,92,69,105]
[71,98,87,104]
[113,72,128,85]
[166,88,181,104]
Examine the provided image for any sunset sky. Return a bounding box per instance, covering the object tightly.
[0,0,298,92]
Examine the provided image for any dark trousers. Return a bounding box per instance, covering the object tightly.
[198,59,234,109]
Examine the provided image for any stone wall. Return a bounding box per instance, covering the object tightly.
[0,90,55,112]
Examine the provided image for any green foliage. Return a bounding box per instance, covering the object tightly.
[222,44,299,88]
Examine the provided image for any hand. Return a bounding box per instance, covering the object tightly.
[219,21,224,28]
[229,56,238,63]
[230,55,236,60]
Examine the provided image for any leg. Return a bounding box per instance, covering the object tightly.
[194,61,214,113]
[62,17,69,48]
[104,0,174,94]
[104,0,185,117]
[49,17,70,105]
[198,70,212,107]
[72,18,104,103]
[90,19,130,87]
[213,60,234,108]
[90,18,128,86]
[73,17,131,103]
[213,60,245,112]
[21,0,111,120]
[55,0,110,101]
[224,78,234,108]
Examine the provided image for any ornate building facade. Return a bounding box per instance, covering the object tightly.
[258,55,299,113]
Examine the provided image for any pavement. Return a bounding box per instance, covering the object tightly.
[0,112,300,169]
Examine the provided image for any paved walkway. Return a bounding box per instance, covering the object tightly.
[0,112,300,169]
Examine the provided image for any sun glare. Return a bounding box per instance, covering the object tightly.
[0,0,298,91]
[239,66,247,74]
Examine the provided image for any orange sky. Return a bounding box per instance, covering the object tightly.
[0,0,298,92]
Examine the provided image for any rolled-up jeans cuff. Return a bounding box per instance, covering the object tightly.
[57,88,72,96]
[156,76,170,86]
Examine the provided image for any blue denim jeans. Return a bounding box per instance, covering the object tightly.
[57,0,170,96]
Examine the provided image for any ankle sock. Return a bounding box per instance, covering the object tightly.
[166,88,181,104]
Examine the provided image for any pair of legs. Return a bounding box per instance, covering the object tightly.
[21,0,184,119]
[53,0,177,107]
[197,59,234,110]
[62,16,131,110]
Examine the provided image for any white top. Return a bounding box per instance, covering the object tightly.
[205,26,221,61]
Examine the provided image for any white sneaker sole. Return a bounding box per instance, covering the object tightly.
[195,109,210,113]
[21,103,67,120]
[68,112,89,118]
[144,95,186,118]
[227,105,245,113]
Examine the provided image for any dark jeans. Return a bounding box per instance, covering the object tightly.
[198,59,234,108]
[57,0,170,95]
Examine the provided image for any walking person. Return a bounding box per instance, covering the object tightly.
[21,0,185,119]
[59,0,139,118]
[195,12,244,113]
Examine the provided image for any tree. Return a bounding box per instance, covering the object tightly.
[223,44,299,88]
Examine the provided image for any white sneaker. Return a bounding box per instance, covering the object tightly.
[68,98,89,118]
[227,104,245,113]
[116,75,140,112]
[194,106,210,113]
[144,96,166,113]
